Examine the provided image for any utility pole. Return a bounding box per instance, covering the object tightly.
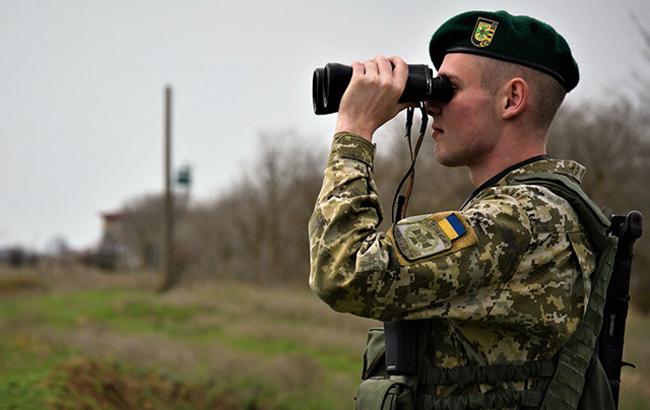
[160,85,177,292]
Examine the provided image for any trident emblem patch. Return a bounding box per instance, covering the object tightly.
[471,17,499,48]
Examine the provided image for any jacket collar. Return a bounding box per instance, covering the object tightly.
[461,156,586,208]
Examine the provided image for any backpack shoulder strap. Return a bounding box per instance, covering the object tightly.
[512,172,618,410]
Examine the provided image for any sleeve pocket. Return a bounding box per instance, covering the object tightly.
[567,231,596,276]
[567,231,596,312]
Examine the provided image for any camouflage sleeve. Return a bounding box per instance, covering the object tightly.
[308,132,533,322]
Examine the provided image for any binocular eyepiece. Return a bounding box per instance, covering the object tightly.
[312,63,454,115]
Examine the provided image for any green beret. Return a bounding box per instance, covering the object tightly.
[429,10,579,92]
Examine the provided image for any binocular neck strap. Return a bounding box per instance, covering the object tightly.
[392,104,429,224]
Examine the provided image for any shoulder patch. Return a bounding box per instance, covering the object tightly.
[390,212,477,262]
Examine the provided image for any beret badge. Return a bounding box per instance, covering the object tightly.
[471,17,498,48]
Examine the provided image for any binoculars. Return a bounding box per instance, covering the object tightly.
[312,63,454,115]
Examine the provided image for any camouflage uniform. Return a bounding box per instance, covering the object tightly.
[309,132,595,394]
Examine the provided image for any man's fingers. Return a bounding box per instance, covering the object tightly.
[375,55,393,84]
[364,60,379,78]
[387,56,408,84]
[351,61,364,78]
[337,55,412,138]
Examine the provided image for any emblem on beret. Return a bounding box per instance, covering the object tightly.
[471,17,498,48]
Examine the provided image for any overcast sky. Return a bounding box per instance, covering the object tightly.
[2,0,649,250]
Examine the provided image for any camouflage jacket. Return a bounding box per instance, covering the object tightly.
[309,132,595,370]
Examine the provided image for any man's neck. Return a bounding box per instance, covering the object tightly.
[468,135,547,187]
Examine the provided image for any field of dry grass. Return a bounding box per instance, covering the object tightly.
[0,264,648,409]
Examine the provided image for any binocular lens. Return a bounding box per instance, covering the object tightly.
[313,68,325,114]
[312,63,454,115]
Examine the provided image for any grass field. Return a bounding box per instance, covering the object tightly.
[1,265,648,409]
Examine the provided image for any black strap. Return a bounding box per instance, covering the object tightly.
[418,388,545,410]
[392,104,428,223]
[419,360,556,386]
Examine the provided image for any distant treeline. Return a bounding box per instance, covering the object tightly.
[105,96,650,313]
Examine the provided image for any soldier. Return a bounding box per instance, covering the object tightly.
[309,10,615,409]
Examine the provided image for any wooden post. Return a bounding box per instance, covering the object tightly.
[160,85,177,292]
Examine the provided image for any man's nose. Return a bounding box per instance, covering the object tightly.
[425,100,442,117]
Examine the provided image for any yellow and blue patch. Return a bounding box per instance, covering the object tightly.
[437,214,467,240]
[390,212,476,262]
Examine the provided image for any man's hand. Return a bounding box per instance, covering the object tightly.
[335,55,412,142]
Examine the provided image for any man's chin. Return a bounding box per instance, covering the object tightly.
[434,147,464,168]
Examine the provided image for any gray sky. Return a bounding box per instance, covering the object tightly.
[1,0,649,250]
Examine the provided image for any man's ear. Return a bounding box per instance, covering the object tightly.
[501,77,528,120]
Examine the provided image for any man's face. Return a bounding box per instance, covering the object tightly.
[426,53,501,167]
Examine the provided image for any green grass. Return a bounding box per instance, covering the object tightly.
[0,269,373,409]
[1,267,649,409]
[0,288,360,377]
[0,332,73,409]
